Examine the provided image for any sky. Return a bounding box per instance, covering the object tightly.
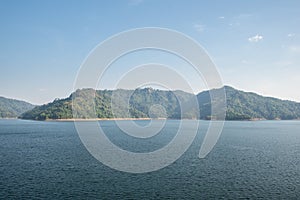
[0,0,300,105]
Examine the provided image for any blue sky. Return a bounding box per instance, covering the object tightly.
[0,0,300,104]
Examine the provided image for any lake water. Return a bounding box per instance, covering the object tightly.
[0,119,299,199]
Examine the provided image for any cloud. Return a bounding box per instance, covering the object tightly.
[218,16,225,19]
[248,34,263,42]
[287,33,295,37]
[194,24,205,33]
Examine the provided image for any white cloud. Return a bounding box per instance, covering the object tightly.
[248,34,263,42]
[218,16,225,19]
[194,24,205,33]
[287,33,295,37]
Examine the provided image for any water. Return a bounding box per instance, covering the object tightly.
[0,119,299,199]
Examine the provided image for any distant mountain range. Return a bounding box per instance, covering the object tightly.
[0,97,35,118]
[17,86,300,121]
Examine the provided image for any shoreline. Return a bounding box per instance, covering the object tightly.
[0,117,18,120]
[20,117,300,122]
[2,117,300,122]
[45,118,166,122]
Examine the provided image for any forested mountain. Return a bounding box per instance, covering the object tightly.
[19,86,300,120]
[198,86,300,120]
[0,97,35,118]
[20,88,198,120]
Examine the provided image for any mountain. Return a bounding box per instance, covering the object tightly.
[20,88,198,120]
[198,86,300,120]
[0,97,35,118]
[19,86,300,120]
[225,86,300,120]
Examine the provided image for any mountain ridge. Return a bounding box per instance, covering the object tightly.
[18,86,300,121]
[0,96,35,118]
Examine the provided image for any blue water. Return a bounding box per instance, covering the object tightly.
[0,119,299,199]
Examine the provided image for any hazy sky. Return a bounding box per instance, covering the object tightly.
[1,0,300,104]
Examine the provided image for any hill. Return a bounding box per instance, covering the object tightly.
[0,97,35,118]
[19,86,300,120]
[198,86,300,120]
[20,88,198,120]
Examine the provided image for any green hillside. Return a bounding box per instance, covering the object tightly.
[19,86,300,120]
[0,97,35,118]
[198,86,300,120]
[20,88,198,120]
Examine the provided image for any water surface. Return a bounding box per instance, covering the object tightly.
[0,119,299,199]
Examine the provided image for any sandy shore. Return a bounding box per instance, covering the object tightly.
[8,118,300,122]
[45,118,168,122]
